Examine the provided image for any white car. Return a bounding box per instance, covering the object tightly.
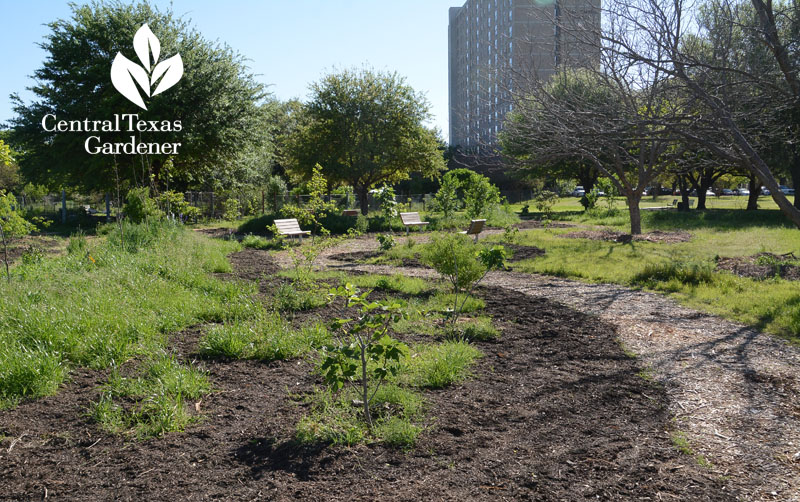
[779,185,795,195]
[737,188,750,196]
[571,186,585,197]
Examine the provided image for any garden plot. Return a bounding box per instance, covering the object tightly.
[0,246,733,501]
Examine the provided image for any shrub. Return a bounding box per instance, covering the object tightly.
[222,198,241,221]
[422,234,506,324]
[123,187,163,223]
[464,172,501,218]
[321,284,408,428]
[432,174,460,218]
[377,234,396,251]
[533,190,559,219]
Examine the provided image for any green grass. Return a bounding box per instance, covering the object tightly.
[92,353,211,438]
[482,222,800,342]
[0,221,256,408]
[402,341,482,388]
[296,384,424,448]
[670,430,712,468]
[199,313,330,361]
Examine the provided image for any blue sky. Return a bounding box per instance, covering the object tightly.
[0,0,460,141]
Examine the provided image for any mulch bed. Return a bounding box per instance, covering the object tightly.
[515,220,575,230]
[716,253,800,281]
[0,250,733,501]
[560,229,692,244]
[1,235,63,265]
[504,243,546,262]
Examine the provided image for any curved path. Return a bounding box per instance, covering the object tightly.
[275,235,800,501]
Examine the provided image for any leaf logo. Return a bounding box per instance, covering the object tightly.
[111,24,183,110]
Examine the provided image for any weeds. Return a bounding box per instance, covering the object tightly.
[92,354,210,438]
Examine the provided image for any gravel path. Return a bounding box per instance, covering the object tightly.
[274,234,800,501]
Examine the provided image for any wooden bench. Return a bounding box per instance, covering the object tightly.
[400,212,429,236]
[342,209,359,217]
[273,218,311,242]
[459,219,486,242]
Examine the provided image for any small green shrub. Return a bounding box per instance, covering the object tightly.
[274,282,327,312]
[20,245,45,265]
[377,234,396,251]
[423,234,505,324]
[222,198,241,221]
[124,187,164,223]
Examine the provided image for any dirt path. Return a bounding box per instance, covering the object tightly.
[307,235,800,501]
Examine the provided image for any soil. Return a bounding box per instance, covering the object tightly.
[560,229,692,244]
[503,243,546,262]
[515,220,575,230]
[716,253,800,281]
[0,234,64,265]
[0,249,735,501]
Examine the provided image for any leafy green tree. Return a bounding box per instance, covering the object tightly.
[289,68,445,215]
[9,2,271,192]
[0,140,20,192]
[463,171,501,218]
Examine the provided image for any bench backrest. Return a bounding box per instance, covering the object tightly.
[466,219,486,235]
[400,212,423,225]
[274,218,304,234]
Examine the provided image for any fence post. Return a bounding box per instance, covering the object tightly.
[105,193,111,222]
[210,192,215,219]
[261,190,265,214]
[61,190,67,224]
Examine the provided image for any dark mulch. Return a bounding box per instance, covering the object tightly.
[1,235,63,265]
[329,250,381,264]
[716,253,800,281]
[0,252,734,501]
[515,220,575,230]
[504,243,546,262]
[560,229,692,244]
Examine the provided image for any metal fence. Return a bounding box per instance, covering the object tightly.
[12,189,537,222]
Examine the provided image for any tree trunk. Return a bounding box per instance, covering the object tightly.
[358,185,369,216]
[697,173,714,210]
[578,165,598,194]
[679,176,690,209]
[627,195,642,235]
[747,175,760,210]
[791,162,800,210]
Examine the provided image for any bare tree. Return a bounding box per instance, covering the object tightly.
[599,0,800,226]
[502,60,684,234]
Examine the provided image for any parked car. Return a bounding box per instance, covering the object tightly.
[761,187,771,196]
[779,185,796,195]
[721,188,734,196]
[736,188,750,196]
[571,186,585,197]
[705,190,716,197]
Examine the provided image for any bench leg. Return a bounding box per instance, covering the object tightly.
[406,226,409,237]
[474,234,479,243]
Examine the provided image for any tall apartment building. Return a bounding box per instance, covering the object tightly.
[448,0,600,149]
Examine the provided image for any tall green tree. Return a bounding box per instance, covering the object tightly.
[289,68,445,215]
[9,1,271,193]
[0,139,20,192]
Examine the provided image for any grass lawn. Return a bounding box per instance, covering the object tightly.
[482,207,800,342]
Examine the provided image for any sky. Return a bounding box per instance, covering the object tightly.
[0,0,460,141]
